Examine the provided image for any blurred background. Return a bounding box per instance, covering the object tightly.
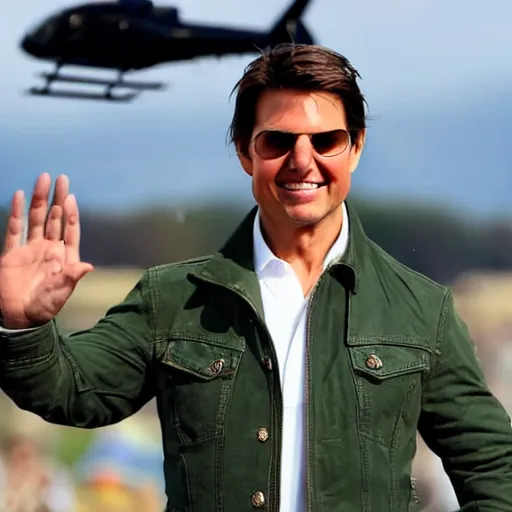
[1,0,512,510]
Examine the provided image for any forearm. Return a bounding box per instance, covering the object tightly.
[419,290,512,510]
[0,321,140,427]
[1,321,75,422]
[0,274,156,428]
[421,390,512,510]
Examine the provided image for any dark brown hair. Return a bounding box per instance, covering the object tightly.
[228,43,368,156]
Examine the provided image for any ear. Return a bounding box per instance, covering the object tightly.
[349,129,366,173]
[237,143,254,177]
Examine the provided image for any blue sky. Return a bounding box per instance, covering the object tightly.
[2,0,512,216]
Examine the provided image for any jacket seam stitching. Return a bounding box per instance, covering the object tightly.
[3,348,55,369]
[147,268,159,346]
[431,287,450,380]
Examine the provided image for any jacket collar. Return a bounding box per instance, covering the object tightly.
[188,200,367,317]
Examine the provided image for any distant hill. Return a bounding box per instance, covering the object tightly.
[1,84,511,218]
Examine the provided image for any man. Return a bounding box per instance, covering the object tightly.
[1,43,511,511]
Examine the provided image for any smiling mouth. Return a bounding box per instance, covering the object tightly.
[278,182,327,190]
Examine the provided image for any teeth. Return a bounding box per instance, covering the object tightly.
[282,182,320,190]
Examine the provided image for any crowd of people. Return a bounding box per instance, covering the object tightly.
[0,404,165,512]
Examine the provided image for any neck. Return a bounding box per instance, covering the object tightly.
[259,206,343,275]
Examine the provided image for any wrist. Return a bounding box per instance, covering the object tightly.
[0,314,34,330]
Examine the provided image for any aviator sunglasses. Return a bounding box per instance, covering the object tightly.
[253,129,351,160]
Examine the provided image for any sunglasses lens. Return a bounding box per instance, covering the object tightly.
[311,130,349,156]
[254,131,296,159]
[254,129,350,159]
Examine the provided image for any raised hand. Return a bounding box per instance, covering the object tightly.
[0,173,94,329]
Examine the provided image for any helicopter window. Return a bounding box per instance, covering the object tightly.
[27,15,60,38]
[69,14,84,27]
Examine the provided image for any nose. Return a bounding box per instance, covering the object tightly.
[288,134,314,172]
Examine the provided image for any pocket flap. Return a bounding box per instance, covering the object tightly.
[162,338,242,380]
[349,344,430,381]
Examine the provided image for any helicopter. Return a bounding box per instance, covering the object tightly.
[20,0,314,102]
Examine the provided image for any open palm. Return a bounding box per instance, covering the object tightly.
[0,174,94,329]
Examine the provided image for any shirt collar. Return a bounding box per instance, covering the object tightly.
[253,203,350,276]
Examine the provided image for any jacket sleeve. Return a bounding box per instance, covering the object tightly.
[418,289,512,511]
[0,270,157,429]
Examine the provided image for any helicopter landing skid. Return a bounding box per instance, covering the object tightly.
[25,68,167,102]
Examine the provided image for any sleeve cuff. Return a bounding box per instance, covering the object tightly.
[0,325,41,333]
[0,321,57,364]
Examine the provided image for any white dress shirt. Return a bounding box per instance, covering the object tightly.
[252,203,349,511]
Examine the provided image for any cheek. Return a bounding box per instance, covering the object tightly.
[323,155,352,188]
[251,159,283,185]
[332,172,351,203]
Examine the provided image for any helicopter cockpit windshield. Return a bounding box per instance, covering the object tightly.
[26,15,61,45]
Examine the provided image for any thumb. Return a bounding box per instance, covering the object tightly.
[66,262,94,283]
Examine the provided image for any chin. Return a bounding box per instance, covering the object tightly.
[284,203,343,227]
[283,206,325,226]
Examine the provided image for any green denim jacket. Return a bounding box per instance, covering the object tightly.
[1,203,512,512]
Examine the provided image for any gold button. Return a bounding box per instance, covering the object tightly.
[251,491,265,508]
[210,359,224,374]
[365,354,383,370]
[257,428,269,443]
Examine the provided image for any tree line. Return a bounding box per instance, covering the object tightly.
[1,197,511,284]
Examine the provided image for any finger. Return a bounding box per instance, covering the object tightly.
[50,174,70,208]
[47,175,69,239]
[44,205,63,241]
[66,262,94,283]
[27,173,52,242]
[2,191,25,254]
[63,194,81,264]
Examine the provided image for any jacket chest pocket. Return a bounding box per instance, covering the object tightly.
[160,336,244,445]
[348,341,431,446]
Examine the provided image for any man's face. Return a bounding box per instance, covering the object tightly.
[239,89,364,227]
